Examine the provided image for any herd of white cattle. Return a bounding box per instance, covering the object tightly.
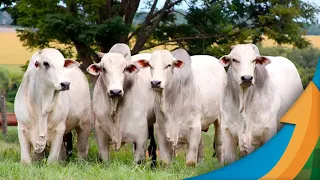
[13,43,303,167]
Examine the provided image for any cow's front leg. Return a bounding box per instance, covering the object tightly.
[76,122,90,159]
[134,125,148,164]
[221,128,237,165]
[59,142,67,161]
[186,124,201,167]
[263,120,278,144]
[133,141,147,164]
[155,123,174,166]
[197,136,204,163]
[214,119,223,162]
[18,127,32,164]
[95,122,110,162]
[47,123,66,163]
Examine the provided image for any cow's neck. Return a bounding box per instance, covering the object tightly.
[228,65,271,141]
[157,70,200,147]
[31,72,60,154]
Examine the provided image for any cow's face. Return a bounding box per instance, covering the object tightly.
[219,44,271,88]
[33,49,79,91]
[136,50,183,90]
[87,53,139,98]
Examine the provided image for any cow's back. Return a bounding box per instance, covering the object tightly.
[64,67,92,132]
[191,55,227,124]
[266,56,303,120]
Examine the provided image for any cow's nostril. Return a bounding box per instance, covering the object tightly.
[109,89,122,97]
[241,75,253,81]
[60,82,70,90]
[151,81,161,88]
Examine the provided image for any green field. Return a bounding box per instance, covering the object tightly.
[0,127,221,180]
[0,64,23,75]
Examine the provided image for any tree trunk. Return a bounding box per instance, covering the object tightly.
[0,95,7,137]
[73,41,99,86]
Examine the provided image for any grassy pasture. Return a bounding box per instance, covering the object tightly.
[0,127,220,180]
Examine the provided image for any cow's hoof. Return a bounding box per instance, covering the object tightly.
[159,160,170,168]
[186,160,197,167]
[21,159,32,165]
[136,159,146,165]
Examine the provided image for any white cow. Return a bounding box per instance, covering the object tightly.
[137,49,227,166]
[218,44,303,164]
[14,48,92,164]
[87,45,157,166]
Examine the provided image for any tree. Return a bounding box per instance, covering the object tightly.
[1,0,184,75]
[1,0,319,77]
[0,67,11,96]
[152,0,320,57]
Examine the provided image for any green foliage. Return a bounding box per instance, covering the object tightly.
[0,67,11,95]
[153,0,320,56]
[306,24,320,35]
[6,73,22,104]
[5,101,13,113]
[0,65,23,112]
[258,46,320,88]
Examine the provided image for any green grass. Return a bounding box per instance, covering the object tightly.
[0,127,221,180]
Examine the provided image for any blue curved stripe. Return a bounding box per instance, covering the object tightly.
[312,57,320,90]
[187,124,295,180]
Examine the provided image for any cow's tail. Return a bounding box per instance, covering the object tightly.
[148,125,157,168]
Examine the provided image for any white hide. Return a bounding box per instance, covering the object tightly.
[191,55,227,131]
[138,50,227,166]
[89,51,155,163]
[219,44,303,164]
[266,56,304,122]
[14,48,91,164]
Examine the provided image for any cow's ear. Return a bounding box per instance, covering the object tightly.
[173,60,184,68]
[124,64,139,74]
[255,56,271,66]
[87,64,102,76]
[97,52,105,58]
[219,55,231,67]
[136,60,150,68]
[34,61,40,69]
[64,59,80,68]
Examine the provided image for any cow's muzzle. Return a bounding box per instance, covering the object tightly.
[151,80,162,89]
[108,89,123,98]
[240,75,253,87]
[60,82,70,91]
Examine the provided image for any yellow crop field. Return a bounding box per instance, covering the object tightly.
[0,33,37,64]
[1,31,320,65]
[262,35,320,49]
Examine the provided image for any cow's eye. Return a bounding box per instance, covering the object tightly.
[102,67,106,72]
[43,61,50,68]
[165,64,171,69]
[233,59,239,63]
